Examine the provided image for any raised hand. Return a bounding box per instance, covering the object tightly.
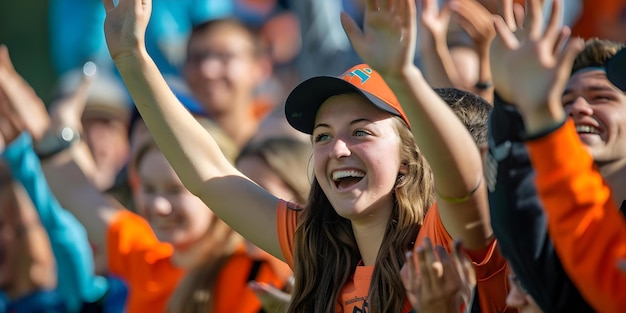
[420,0,453,47]
[48,63,94,133]
[401,238,476,313]
[0,45,50,141]
[102,0,152,62]
[0,90,24,152]
[341,0,417,76]
[489,0,525,104]
[452,0,495,55]
[490,0,584,132]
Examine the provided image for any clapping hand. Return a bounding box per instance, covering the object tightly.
[401,238,476,313]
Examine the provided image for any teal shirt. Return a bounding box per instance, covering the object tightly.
[2,133,109,312]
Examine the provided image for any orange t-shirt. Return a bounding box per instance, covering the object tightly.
[277,200,511,313]
[108,210,292,313]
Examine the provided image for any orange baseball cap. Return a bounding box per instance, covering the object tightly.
[285,64,410,134]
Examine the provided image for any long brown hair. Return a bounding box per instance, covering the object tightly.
[287,116,435,312]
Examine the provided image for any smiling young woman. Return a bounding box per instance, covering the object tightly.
[101,0,511,311]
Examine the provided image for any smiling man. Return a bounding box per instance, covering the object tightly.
[515,37,626,313]
[486,37,625,313]
[562,39,626,206]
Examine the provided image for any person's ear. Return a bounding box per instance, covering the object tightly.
[479,144,488,160]
[397,162,409,184]
[399,162,409,176]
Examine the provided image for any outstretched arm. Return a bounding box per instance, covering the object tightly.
[486,0,594,310]
[418,0,460,89]
[0,45,110,311]
[341,0,491,250]
[527,120,626,313]
[449,0,495,102]
[102,0,282,259]
[419,0,495,103]
[0,44,118,265]
[1,134,109,311]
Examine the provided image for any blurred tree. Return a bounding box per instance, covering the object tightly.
[0,0,56,104]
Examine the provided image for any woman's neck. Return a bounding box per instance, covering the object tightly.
[351,209,392,266]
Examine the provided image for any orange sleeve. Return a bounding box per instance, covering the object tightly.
[417,203,513,313]
[106,210,182,313]
[107,210,159,277]
[276,200,299,269]
[527,120,626,313]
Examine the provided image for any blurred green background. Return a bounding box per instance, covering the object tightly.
[0,0,57,103]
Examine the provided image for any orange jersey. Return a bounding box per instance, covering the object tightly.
[526,120,626,313]
[108,210,291,313]
[276,200,412,312]
[277,200,511,312]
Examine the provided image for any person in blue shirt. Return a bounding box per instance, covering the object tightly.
[0,45,126,313]
[0,162,67,313]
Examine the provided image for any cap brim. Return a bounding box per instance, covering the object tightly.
[607,48,626,92]
[285,76,398,134]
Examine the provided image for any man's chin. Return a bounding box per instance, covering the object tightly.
[578,137,604,155]
[578,133,603,145]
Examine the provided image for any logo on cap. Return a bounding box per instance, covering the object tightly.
[342,67,374,85]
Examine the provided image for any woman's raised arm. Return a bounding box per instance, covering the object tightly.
[102,0,282,258]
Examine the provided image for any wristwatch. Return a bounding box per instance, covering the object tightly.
[34,126,80,160]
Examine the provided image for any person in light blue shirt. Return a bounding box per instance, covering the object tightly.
[2,133,125,313]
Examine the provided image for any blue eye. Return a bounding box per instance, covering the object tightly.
[314,133,330,143]
[354,130,368,137]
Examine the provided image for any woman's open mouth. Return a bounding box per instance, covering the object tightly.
[332,170,365,189]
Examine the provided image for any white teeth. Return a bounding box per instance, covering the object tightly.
[576,125,600,134]
[332,170,365,181]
